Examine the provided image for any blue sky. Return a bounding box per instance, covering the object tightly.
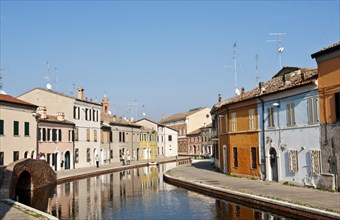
[1,1,339,121]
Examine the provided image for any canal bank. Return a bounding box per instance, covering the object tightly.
[164,160,340,220]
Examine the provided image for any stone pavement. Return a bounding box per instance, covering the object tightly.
[166,160,340,219]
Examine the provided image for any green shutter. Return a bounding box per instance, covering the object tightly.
[13,121,19,135]
[0,120,4,135]
[25,122,30,136]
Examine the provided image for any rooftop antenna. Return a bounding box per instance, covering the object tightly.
[70,82,76,96]
[267,32,286,69]
[0,67,7,94]
[255,54,260,85]
[42,61,52,90]
[54,67,59,91]
[233,42,240,96]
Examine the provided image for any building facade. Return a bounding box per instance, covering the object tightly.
[0,94,37,165]
[312,42,340,191]
[18,87,101,168]
[136,118,178,158]
[161,107,211,156]
[36,106,75,171]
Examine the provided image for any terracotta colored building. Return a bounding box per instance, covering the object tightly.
[212,89,260,177]
[312,42,340,191]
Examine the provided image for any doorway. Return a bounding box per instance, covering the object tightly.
[64,151,71,170]
[270,148,278,181]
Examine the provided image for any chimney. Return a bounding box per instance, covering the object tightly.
[218,94,222,102]
[77,87,84,100]
[241,87,245,97]
[57,112,65,121]
[37,106,47,119]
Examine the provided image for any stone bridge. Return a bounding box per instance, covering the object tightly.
[0,159,56,199]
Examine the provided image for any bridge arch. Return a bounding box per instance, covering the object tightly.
[0,158,56,199]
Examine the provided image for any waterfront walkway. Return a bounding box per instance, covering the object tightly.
[166,160,340,220]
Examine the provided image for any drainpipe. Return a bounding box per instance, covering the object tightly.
[259,96,266,181]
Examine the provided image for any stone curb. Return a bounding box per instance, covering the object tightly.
[164,173,340,220]
[1,199,58,220]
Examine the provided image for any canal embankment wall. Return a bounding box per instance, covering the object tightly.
[57,156,191,184]
[164,162,340,220]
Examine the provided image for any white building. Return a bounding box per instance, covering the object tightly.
[0,94,37,165]
[18,87,101,168]
[136,118,178,157]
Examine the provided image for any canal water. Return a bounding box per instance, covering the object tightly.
[21,162,292,219]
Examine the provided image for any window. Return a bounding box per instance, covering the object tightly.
[288,150,298,173]
[52,129,57,142]
[42,128,46,141]
[75,149,79,163]
[13,151,19,162]
[249,109,255,130]
[86,129,90,142]
[310,150,320,175]
[225,113,228,133]
[168,135,172,141]
[86,148,91,162]
[251,147,257,169]
[74,128,79,141]
[110,131,113,142]
[231,112,237,132]
[58,129,62,142]
[267,107,275,128]
[0,152,4,165]
[335,92,340,122]
[0,120,4,135]
[286,102,296,127]
[94,129,97,142]
[233,147,238,168]
[13,121,19,136]
[47,128,51,141]
[307,97,319,124]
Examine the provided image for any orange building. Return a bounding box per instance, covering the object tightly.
[212,88,260,177]
[311,42,340,191]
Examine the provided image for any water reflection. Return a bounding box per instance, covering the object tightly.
[21,162,291,219]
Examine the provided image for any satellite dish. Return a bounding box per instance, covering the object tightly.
[278,47,284,53]
[143,112,146,117]
[46,83,52,90]
[0,90,6,95]
[130,117,134,122]
[108,110,112,115]
[235,88,241,96]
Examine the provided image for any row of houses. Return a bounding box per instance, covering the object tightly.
[210,42,340,192]
[0,87,178,170]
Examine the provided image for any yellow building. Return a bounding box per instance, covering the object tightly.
[139,127,157,160]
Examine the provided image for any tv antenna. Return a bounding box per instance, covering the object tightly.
[42,61,52,89]
[54,67,59,91]
[233,42,240,95]
[255,54,260,85]
[0,67,7,94]
[267,32,286,69]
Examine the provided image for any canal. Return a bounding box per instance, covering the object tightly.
[20,162,291,219]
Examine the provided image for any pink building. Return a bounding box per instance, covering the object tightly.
[36,106,75,171]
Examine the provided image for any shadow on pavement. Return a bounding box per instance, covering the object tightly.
[191,160,215,171]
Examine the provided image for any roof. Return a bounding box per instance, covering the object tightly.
[0,94,37,108]
[109,117,141,128]
[187,128,201,136]
[311,42,340,58]
[160,107,207,124]
[213,68,317,111]
[38,115,75,126]
[19,87,101,106]
[135,118,178,132]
